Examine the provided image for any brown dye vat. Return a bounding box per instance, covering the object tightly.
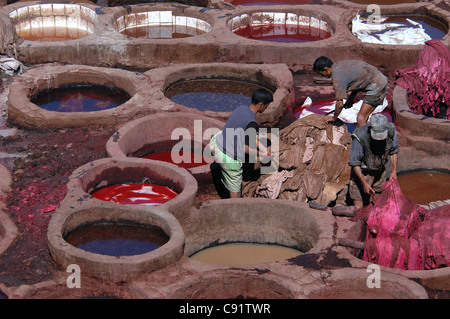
[16,26,90,42]
[190,243,302,265]
[65,221,169,257]
[398,171,450,205]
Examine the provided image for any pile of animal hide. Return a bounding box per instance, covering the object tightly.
[396,39,450,119]
[242,114,352,206]
[357,178,450,270]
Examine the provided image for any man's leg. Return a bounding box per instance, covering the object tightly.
[356,102,376,128]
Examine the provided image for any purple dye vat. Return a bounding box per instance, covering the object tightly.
[31,83,131,113]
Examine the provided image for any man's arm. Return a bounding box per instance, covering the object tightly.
[353,165,375,196]
[389,153,398,181]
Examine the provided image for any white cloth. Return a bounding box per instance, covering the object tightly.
[298,97,388,124]
[352,13,431,45]
[0,56,23,75]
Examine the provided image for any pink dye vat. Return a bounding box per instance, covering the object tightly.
[91,183,178,206]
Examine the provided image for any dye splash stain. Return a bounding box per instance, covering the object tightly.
[65,222,169,257]
[233,24,331,43]
[91,183,178,206]
[143,150,213,169]
[31,83,131,113]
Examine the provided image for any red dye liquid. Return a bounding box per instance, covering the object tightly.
[91,183,178,206]
[293,98,336,118]
[143,151,213,169]
[234,24,331,43]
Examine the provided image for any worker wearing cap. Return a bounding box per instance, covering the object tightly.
[348,113,399,209]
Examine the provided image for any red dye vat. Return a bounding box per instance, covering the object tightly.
[143,151,213,169]
[234,24,331,43]
[91,183,178,206]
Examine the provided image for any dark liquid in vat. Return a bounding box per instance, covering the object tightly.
[91,183,178,206]
[120,25,206,39]
[31,83,131,113]
[398,172,450,205]
[65,222,169,257]
[234,24,331,43]
[166,79,272,112]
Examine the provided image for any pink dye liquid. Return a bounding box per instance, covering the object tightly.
[91,183,178,206]
[143,151,214,169]
[234,24,331,42]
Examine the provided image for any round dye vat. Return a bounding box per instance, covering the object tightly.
[64,221,169,257]
[233,24,331,43]
[143,150,214,170]
[91,183,178,206]
[398,171,450,205]
[352,14,448,45]
[114,11,211,39]
[165,79,273,112]
[190,243,302,265]
[9,4,97,42]
[31,83,131,113]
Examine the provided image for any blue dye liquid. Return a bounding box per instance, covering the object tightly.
[65,222,169,257]
[31,83,131,113]
[170,92,251,112]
